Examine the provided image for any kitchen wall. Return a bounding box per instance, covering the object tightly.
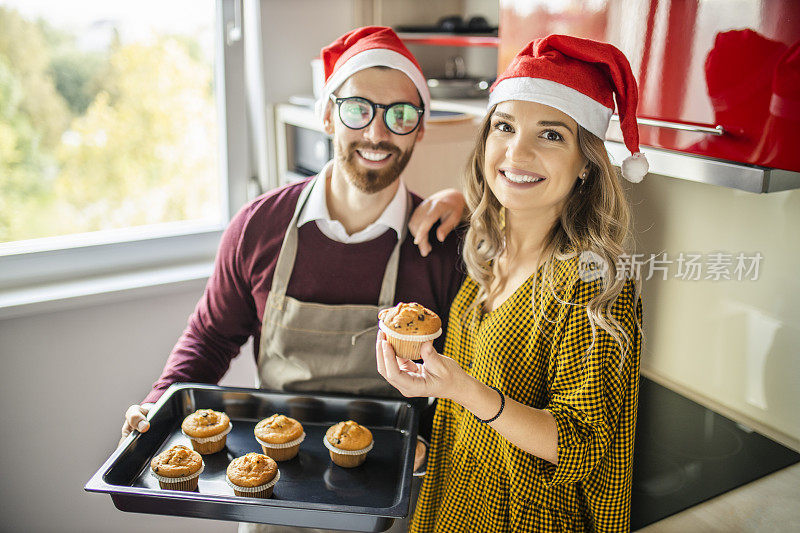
[0,285,250,532]
[260,0,361,104]
[396,116,483,198]
[630,174,800,450]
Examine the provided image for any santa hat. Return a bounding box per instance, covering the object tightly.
[768,42,800,121]
[751,41,800,169]
[488,35,648,183]
[315,26,430,125]
[704,29,786,115]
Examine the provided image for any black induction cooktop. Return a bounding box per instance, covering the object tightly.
[630,378,800,530]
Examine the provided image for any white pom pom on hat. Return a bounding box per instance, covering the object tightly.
[621,152,649,183]
[488,35,649,183]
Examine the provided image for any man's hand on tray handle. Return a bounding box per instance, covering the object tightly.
[119,403,155,446]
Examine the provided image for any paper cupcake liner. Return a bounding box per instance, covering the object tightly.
[182,422,232,443]
[226,469,281,492]
[254,432,306,449]
[322,437,374,456]
[325,438,372,468]
[256,432,305,461]
[378,321,442,343]
[379,322,441,359]
[157,476,199,492]
[151,462,204,484]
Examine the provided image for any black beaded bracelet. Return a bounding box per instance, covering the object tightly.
[474,385,505,424]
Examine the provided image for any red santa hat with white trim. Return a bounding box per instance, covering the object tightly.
[315,26,431,125]
[489,35,649,183]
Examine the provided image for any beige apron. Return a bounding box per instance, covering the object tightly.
[257,175,410,397]
[241,176,418,533]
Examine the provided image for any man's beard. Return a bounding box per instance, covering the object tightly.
[336,140,414,194]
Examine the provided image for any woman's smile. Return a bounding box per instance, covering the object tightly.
[498,167,547,187]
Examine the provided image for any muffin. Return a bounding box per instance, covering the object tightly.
[378,302,442,358]
[225,453,280,498]
[254,414,305,461]
[324,420,373,468]
[181,409,232,454]
[150,444,204,491]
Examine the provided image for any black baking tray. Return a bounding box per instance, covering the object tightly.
[85,384,419,532]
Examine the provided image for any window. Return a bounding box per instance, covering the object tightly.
[0,0,249,291]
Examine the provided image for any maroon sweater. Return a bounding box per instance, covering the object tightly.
[143,178,464,404]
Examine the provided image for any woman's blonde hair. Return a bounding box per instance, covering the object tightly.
[462,106,641,360]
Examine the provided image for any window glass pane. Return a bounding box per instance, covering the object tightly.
[0,0,222,244]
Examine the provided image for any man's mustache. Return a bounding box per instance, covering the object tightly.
[347,141,401,156]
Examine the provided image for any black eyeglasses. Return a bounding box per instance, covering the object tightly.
[330,95,424,135]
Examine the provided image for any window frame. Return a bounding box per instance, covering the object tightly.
[0,0,250,292]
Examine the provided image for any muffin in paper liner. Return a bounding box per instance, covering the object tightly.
[323,436,374,468]
[255,432,306,461]
[182,422,233,455]
[151,462,204,491]
[379,320,441,359]
[226,469,280,498]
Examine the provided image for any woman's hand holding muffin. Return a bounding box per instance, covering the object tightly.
[375,332,468,402]
[376,334,507,426]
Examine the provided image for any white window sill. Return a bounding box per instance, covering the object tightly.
[0,262,213,321]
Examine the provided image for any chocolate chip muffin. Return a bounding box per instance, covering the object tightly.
[226,453,280,498]
[181,409,232,454]
[254,414,305,461]
[378,302,442,358]
[324,420,373,468]
[150,444,204,491]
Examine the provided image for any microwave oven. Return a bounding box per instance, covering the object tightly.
[290,123,332,178]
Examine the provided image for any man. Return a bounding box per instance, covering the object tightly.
[120,27,464,532]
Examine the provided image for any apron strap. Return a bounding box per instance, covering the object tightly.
[376,190,412,308]
[269,175,317,304]
[269,173,412,310]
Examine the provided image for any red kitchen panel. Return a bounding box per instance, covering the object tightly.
[498,0,800,172]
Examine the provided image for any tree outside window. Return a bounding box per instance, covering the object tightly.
[0,1,222,244]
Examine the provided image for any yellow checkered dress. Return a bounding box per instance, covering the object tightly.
[411,256,642,533]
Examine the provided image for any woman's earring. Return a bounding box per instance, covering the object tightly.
[578,171,588,191]
[499,206,506,229]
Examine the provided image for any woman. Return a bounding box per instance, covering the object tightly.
[377,35,646,532]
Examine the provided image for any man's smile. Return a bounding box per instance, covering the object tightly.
[356,149,393,164]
